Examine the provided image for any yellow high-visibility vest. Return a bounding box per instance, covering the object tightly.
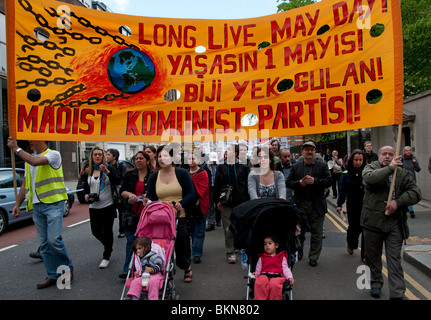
[25,148,67,211]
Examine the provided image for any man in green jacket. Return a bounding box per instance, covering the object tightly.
[361,146,421,300]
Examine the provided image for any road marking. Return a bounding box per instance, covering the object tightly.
[404,272,431,300]
[328,208,349,228]
[326,213,346,233]
[0,244,18,252]
[381,254,431,300]
[67,219,90,228]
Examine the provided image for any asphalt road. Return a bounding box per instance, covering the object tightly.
[1,201,430,303]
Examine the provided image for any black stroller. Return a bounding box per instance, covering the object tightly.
[229,198,301,300]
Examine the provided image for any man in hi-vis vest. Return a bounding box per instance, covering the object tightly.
[7,137,73,289]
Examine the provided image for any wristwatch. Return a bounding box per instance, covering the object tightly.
[15,147,22,154]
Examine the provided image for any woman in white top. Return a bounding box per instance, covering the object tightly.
[248,146,286,200]
[81,147,120,268]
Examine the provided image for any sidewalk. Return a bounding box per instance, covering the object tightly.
[326,194,431,278]
[402,200,431,278]
[65,179,79,192]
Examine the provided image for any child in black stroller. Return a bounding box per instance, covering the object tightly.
[229,198,301,300]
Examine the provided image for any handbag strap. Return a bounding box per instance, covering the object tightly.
[227,163,238,185]
[90,173,103,196]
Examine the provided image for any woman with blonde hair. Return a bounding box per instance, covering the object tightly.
[81,147,121,268]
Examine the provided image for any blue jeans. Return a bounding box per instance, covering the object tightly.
[191,214,207,258]
[123,225,137,273]
[32,201,73,279]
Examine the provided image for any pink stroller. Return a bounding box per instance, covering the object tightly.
[121,201,178,300]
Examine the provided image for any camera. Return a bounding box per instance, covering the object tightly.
[88,193,100,204]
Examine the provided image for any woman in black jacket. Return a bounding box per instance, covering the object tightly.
[145,145,196,282]
[118,150,152,278]
[336,149,366,257]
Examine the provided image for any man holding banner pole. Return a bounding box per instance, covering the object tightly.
[7,137,74,289]
[361,145,421,299]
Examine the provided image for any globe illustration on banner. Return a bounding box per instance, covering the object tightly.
[107,48,156,94]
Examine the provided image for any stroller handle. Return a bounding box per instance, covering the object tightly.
[171,201,182,219]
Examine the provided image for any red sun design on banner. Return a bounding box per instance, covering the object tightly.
[66,44,169,108]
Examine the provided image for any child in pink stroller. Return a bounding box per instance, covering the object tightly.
[127,237,165,300]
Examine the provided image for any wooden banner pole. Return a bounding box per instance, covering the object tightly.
[11,151,18,204]
[385,123,403,215]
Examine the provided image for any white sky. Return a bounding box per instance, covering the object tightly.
[101,0,281,19]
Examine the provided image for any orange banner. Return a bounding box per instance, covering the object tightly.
[6,0,403,143]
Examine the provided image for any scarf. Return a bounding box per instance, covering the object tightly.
[403,153,413,160]
[92,164,107,192]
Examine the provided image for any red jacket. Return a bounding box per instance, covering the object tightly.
[258,251,288,274]
[190,168,209,215]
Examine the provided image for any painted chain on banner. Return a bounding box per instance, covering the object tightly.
[6,0,403,143]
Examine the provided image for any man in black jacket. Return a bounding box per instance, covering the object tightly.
[275,148,293,202]
[364,141,378,164]
[213,144,249,264]
[287,141,332,267]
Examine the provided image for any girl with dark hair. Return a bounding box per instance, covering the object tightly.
[251,235,294,300]
[336,149,366,257]
[127,237,164,300]
[144,145,157,171]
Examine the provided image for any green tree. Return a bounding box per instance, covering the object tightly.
[402,0,431,98]
[277,0,316,12]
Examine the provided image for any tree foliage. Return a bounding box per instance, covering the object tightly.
[401,0,431,98]
[277,0,316,12]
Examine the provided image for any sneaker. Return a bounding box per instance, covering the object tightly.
[227,254,236,264]
[347,244,354,255]
[99,259,110,269]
